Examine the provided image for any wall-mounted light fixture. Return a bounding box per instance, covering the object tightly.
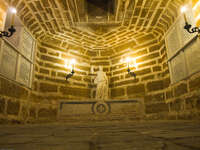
[181,5,200,34]
[121,57,137,78]
[65,59,76,80]
[0,8,17,38]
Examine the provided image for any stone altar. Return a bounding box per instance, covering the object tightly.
[59,99,145,121]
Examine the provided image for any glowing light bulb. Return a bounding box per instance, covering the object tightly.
[10,7,17,26]
[10,7,17,14]
[71,59,76,64]
[180,6,188,23]
[69,65,72,71]
[181,6,187,13]
[125,57,131,63]
[70,59,76,72]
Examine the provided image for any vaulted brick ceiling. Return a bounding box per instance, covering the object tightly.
[8,0,184,50]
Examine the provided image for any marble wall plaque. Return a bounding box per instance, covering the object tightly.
[1,12,34,87]
[17,56,31,86]
[185,38,200,75]
[166,3,196,59]
[0,42,17,79]
[111,103,137,114]
[60,100,144,119]
[21,30,34,60]
[60,103,93,116]
[170,52,187,83]
[166,2,196,84]
[166,23,181,58]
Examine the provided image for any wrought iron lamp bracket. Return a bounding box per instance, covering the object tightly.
[0,25,16,38]
[127,68,136,79]
[66,70,75,80]
[184,22,200,34]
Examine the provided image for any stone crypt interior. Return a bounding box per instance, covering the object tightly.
[0,0,200,149]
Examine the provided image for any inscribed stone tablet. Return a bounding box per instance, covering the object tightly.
[60,103,92,116]
[170,52,187,83]
[166,23,181,58]
[17,56,31,86]
[185,38,200,75]
[0,42,17,79]
[21,30,34,60]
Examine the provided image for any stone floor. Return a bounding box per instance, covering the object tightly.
[0,121,200,150]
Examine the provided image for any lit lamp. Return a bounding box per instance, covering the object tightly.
[65,59,76,80]
[125,57,136,78]
[0,7,17,38]
[181,5,200,34]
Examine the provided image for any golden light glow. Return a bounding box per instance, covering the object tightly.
[134,63,139,70]
[10,7,17,25]
[181,6,187,13]
[125,57,138,70]
[192,0,200,26]
[193,1,200,10]
[10,7,17,14]
[195,13,200,21]
[71,58,76,65]
[68,65,73,71]
[64,59,76,71]
[125,57,131,63]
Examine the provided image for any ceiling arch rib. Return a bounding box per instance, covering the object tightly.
[7,0,183,50]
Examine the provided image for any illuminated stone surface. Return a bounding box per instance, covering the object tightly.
[0,0,200,124]
[0,121,200,150]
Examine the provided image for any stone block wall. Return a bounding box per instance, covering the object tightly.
[0,71,58,123]
[166,73,200,119]
[0,1,58,123]
[0,1,28,123]
[144,38,170,117]
[0,75,29,123]
[32,39,92,101]
[0,59,58,123]
[161,36,200,119]
[143,34,200,119]
[109,33,200,120]
[109,34,169,116]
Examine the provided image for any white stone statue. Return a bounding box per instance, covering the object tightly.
[94,66,108,100]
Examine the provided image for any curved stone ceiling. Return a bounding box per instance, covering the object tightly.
[8,0,184,50]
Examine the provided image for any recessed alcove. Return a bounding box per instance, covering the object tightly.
[0,0,200,149]
[0,0,200,123]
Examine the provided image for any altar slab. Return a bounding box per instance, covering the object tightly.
[59,99,145,121]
